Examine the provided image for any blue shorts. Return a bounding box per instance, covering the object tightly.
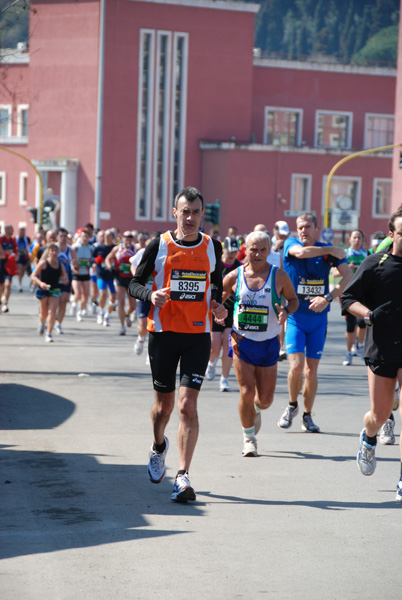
[229,331,280,367]
[97,278,116,294]
[285,312,327,360]
[137,299,151,319]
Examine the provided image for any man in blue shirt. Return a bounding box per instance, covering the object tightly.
[278,212,352,432]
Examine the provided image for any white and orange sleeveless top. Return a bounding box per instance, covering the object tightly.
[148,231,216,333]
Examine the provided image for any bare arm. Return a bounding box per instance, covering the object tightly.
[222,270,238,304]
[309,261,353,313]
[105,247,117,270]
[274,269,299,326]
[31,260,49,289]
[289,244,346,260]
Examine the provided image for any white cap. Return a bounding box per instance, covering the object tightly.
[274,220,290,235]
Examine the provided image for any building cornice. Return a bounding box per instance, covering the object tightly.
[199,142,393,158]
[253,57,395,77]
[127,0,260,13]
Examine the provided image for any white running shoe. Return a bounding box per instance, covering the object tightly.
[396,481,402,502]
[171,472,196,502]
[45,333,54,343]
[205,362,216,380]
[119,326,126,336]
[76,310,82,322]
[148,437,169,484]
[278,404,299,429]
[125,315,132,328]
[103,315,110,327]
[379,419,395,445]
[91,302,98,315]
[351,344,358,356]
[38,323,46,335]
[1,304,9,313]
[55,322,64,335]
[302,413,320,433]
[134,338,145,355]
[242,438,258,457]
[343,351,352,366]
[97,311,105,325]
[219,376,231,392]
[357,429,376,476]
[69,302,77,316]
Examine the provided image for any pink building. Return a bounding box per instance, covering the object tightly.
[0,0,397,244]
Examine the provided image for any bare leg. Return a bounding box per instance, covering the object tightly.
[177,386,200,471]
[364,368,396,437]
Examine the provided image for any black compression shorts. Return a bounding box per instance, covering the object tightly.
[365,359,402,379]
[148,331,211,393]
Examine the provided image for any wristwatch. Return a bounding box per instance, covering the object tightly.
[324,293,333,303]
[364,312,373,326]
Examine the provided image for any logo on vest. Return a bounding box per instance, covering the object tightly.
[179,293,197,300]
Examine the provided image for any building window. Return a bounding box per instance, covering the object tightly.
[17,105,29,138]
[136,30,188,222]
[291,174,311,212]
[19,172,28,206]
[315,111,352,149]
[170,33,188,217]
[365,114,394,149]
[264,108,302,147]
[136,30,155,220]
[0,172,6,205]
[153,32,171,221]
[0,105,12,138]
[323,175,361,224]
[373,179,392,217]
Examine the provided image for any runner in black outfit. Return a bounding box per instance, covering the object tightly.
[340,205,402,501]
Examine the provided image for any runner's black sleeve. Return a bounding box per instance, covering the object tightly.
[340,255,374,314]
[128,239,159,302]
[210,238,223,303]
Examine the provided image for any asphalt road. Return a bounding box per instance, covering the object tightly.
[1,281,401,600]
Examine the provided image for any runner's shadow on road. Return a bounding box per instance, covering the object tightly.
[0,385,202,559]
[0,384,75,429]
[197,491,400,511]
[259,449,400,464]
[1,447,202,560]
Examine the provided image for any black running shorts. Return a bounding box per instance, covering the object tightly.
[148,331,211,393]
[365,358,402,379]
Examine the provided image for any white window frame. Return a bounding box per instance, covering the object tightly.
[152,31,172,222]
[264,107,303,147]
[364,113,394,150]
[0,220,5,234]
[0,172,6,205]
[290,173,312,212]
[321,174,362,217]
[315,110,353,149]
[169,32,188,222]
[372,178,392,218]
[19,172,28,206]
[0,105,12,139]
[136,29,155,221]
[17,104,29,138]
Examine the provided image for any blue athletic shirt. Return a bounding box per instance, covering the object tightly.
[283,237,346,317]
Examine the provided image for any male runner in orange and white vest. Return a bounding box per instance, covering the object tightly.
[129,187,227,503]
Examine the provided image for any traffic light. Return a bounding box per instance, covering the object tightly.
[205,202,220,225]
[26,206,38,223]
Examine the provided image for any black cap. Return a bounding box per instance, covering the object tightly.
[223,236,239,252]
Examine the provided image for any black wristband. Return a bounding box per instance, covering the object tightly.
[283,305,290,314]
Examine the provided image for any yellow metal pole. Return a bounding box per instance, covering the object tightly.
[0,145,44,225]
[324,143,402,228]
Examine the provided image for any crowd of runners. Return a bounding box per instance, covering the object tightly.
[1,191,401,503]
